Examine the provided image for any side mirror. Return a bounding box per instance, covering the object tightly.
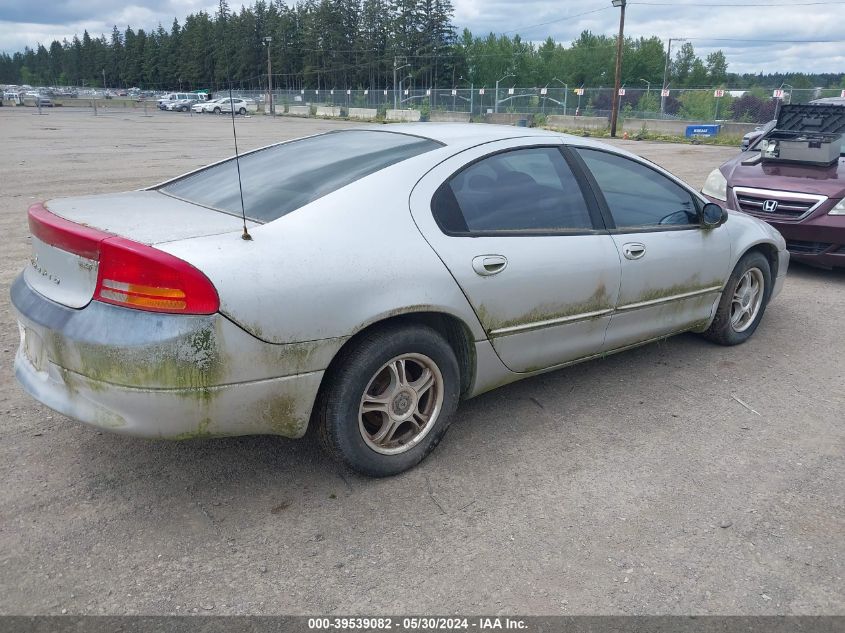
[701,202,728,228]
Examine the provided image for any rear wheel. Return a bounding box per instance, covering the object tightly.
[702,251,772,346]
[238,107,247,115]
[213,107,221,114]
[316,324,460,477]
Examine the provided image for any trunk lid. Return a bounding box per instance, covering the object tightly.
[25,191,254,309]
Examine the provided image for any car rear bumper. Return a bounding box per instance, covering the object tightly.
[15,345,323,439]
[10,274,343,439]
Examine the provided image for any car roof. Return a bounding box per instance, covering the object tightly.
[368,123,561,148]
[357,122,644,160]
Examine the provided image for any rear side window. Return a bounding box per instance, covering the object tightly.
[432,147,594,234]
[158,130,441,222]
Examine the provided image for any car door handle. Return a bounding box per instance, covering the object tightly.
[622,243,646,260]
[472,255,508,276]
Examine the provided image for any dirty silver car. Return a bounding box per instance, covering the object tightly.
[12,124,789,476]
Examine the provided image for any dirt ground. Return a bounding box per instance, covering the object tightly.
[0,108,842,616]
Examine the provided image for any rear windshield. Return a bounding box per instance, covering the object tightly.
[157,130,441,222]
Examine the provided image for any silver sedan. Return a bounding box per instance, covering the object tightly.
[12,124,788,476]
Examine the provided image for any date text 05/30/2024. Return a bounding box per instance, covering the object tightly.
[307,617,528,630]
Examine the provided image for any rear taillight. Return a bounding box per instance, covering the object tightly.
[94,237,219,314]
[28,203,219,315]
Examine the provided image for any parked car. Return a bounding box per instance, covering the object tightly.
[158,93,196,110]
[11,125,788,476]
[703,103,845,268]
[741,120,776,151]
[193,97,227,114]
[23,92,52,107]
[218,97,255,115]
[167,96,199,112]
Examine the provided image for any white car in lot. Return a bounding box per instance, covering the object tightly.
[192,98,228,114]
[219,97,256,115]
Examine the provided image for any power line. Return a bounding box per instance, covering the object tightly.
[501,6,614,34]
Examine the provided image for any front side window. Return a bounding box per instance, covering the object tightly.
[159,130,440,222]
[577,148,699,229]
[432,147,594,233]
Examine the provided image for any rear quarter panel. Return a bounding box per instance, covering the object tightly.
[157,152,488,345]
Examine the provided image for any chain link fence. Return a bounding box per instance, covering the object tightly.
[12,82,844,137]
[220,86,843,122]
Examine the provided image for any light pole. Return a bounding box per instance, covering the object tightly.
[639,78,651,97]
[542,78,567,114]
[457,75,473,114]
[549,77,567,115]
[661,37,685,115]
[263,36,273,116]
[610,0,626,137]
[393,58,410,111]
[495,73,514,113]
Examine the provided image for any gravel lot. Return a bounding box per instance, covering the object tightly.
[0,108,842,616]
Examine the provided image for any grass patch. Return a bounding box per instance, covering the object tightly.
[545,125,744,148]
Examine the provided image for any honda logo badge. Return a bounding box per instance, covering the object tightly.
[762,199,779,213]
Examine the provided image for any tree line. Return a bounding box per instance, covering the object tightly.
[1,0,843,92]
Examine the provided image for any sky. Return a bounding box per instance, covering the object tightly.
[1,0,844,75]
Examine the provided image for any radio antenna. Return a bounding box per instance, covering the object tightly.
[218,0,251,242]
[227,84,252,241]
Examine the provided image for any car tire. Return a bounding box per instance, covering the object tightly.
[702,250,772,346]
[213,107,221,114]
[315,324,460,477]
[238,107,247,115]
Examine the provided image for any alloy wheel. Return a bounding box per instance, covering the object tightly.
[358,353,444,455]
[730,267,765,333]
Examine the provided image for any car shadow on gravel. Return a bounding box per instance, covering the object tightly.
[788,261,845,283]
[67,328,725,498]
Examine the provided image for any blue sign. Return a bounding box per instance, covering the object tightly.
[686,124,721,138]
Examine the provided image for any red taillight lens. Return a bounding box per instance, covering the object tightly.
[95,237,219,314]
[28,203,219,315]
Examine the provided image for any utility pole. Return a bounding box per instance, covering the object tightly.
[102,68,106,91]
[264,37,273,116]
[609,0,626,137]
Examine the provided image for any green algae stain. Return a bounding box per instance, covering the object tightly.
[477,283,612,334]
[49,321,227,392]
[170,417,213,441]
[632,279,723,305]
[254,394,307,438]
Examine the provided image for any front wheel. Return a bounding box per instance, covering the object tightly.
[213,107,221,114]
[315,324,460,477]
[702,251,772,346]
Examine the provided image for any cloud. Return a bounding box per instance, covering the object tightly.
[452,0,845,73]
[1,0,844,74]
